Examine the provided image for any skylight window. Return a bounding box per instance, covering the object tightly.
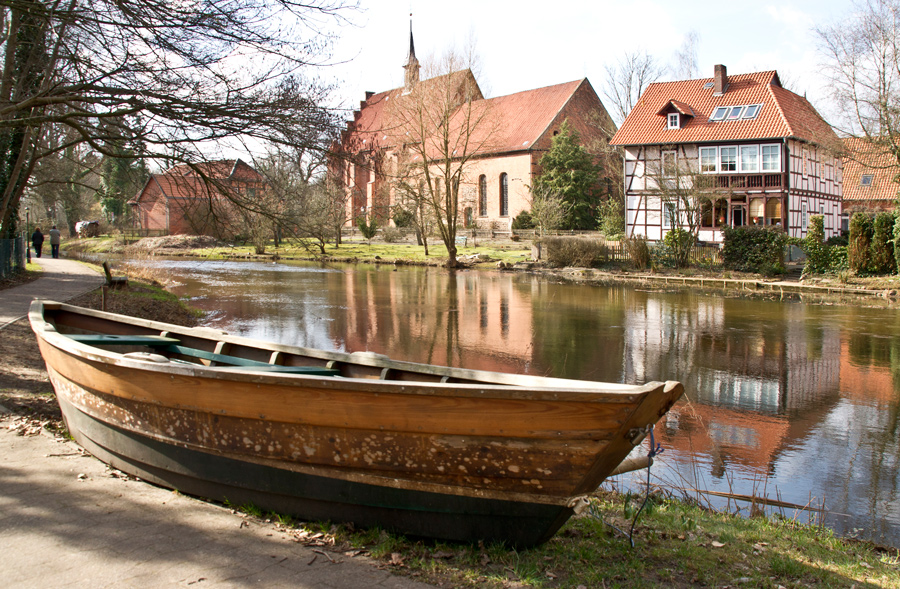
[710,104,764,122]
[711,107,729,121]
[743,104,761,119]
[861,174,874,186]
[703,82,715,89]
[727,106,744,120]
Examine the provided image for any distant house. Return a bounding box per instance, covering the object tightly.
[842,137,898,221]
[332,29,616,231]
[610,65,843,242]
[130,159,266,236]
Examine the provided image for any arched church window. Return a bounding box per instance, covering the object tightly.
[479,175,487,216]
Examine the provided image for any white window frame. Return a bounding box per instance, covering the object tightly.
[761,144,781,172]
[667,113,680,129]
[661,150,677,176]
[861,174,874,186]
[719,146,737,172]
[727,106,745,120]
[711,107,728,121]
[663,202,679,228]
[743,104,761,119]
[700,146,718,173]
[740,145,759,173]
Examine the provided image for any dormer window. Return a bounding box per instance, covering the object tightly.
[667,113,680,129]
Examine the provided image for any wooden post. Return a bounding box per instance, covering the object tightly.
[101,285,108,312]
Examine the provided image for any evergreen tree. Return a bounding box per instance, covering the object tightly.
[532,120,600,230]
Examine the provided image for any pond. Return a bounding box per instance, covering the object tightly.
[144,258,900,548]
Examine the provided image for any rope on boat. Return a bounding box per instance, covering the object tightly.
[589,425,664,549]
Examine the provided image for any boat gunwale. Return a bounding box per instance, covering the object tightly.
[30,300,672,401]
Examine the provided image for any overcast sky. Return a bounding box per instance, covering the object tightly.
[325,0,853,126]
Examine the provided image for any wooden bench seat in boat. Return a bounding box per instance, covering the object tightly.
[162,344,339,376]
[67,334,181,346]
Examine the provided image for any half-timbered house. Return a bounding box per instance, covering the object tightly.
[610,65,842,242]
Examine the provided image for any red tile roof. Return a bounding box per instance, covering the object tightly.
[342,75,590,158]
[130,159,264,204]
[610,70,838,147]
[843,137,899,203]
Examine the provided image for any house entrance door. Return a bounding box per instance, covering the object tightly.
[731,205,746,227]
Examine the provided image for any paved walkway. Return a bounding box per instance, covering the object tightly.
[0,257,104,329]
[0,427,434,589]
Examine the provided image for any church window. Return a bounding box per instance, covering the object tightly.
[479,175,487,216]
[500,173,509,216]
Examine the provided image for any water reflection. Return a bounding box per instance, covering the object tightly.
[148,259,900,547]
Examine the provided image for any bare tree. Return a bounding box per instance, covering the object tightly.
[672,31,701,80]
[256,147,349,254]
[385,46,497,268]
[817,0,900,165]
[0,0,351,237]
[603,51,667,126]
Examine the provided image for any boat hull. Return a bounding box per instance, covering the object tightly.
[57,394,573,547]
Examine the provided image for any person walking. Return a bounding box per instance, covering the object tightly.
[49,226,61,258]
[31,227,44,258]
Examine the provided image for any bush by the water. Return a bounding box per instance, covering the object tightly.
[542,236,608,267]
[722,226,786,275]
[848,212,873,274]
[391,208,415,228]
[654,228,695,268]
[871,211,895,274]
[624,235,651,270]
[803,215,832,274]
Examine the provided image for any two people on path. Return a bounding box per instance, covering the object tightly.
[30,226,62,259]
[31,228,43,258]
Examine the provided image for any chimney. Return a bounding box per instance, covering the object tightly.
[365,91,374,100]
[714,64,727,95]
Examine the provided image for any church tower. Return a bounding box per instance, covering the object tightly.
[402,20,420,93]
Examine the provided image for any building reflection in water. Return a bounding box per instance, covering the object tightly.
[163,259,900,547]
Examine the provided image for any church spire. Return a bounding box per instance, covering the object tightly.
[403,17,420,92]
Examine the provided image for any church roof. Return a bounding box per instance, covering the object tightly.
[341,76,593,158]
[611,70,838,147]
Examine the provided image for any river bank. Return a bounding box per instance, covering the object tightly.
[64,234,900,305]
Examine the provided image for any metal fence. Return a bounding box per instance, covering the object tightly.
[0,236,26,280]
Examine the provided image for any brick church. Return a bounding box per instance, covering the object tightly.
[333,27,617,231]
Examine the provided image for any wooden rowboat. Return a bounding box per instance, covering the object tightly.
[30,300,684,547]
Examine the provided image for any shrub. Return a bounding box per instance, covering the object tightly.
[542,236,608,267]
[804,215,831,274]
[893,215,900,273]
[598,196,625,238]
[381,226,406,243]
[826,234,848,247]
[871,211,895,274]
[391,208,415,228]
[624,235,651,270]
[656,228,695,268]
[722,226,786,274]
[357,215,377,241]
[511,210,535,230]
[848,212,873,274]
